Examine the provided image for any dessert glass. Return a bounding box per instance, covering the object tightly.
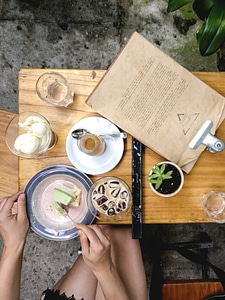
[87,176,132,221]
[5,111,57,158]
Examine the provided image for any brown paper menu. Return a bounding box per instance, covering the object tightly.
[86,32,225,173]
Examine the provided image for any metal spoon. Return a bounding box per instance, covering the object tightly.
[71,128,127,139]
[57,202,76,224]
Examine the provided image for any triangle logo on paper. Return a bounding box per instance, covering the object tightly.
[177,113,200,135]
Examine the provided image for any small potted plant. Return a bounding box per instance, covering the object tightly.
[148,161,184,197]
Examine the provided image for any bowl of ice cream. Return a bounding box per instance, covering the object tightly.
[87,176,132,221]
[5,111,57,158]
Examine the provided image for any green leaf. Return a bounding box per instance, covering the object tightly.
[155,178,163,190]
[196,21,206,43]
[198,0,225,55]
[148,173,159,179]
[160,163,166,174]
[149,179,158,184]
[154,165,161,172]
[167,0,193,12]
[163,170,173,179]
[193,0,215,20]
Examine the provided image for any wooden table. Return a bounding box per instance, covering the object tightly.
[0,110,18,198]
[18,69,225,224]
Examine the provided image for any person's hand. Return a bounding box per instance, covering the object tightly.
[0,191,29,249]
[76,223,113,273]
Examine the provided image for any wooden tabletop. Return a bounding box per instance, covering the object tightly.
[0,110,18,198]
[18,69,225,224]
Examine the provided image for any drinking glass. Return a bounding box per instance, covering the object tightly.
[202,191,225,223]
[5,111,57,158]
[36,72,74,107]
[87,176,132,221]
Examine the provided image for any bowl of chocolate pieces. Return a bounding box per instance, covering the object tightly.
[87,176,132,221]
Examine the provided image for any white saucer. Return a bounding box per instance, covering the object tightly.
[66,117,124,175]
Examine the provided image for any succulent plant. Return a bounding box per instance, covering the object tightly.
[148,163,173,190]
[167,0,225,56]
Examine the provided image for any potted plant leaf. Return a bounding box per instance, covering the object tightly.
[167,0,225,70]
[148,161,184,197]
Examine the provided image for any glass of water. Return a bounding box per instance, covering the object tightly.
[36,72,74,107]
[202,191,225,223]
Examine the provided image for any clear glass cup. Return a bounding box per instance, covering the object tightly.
[87,176,132,221]
[77,133,106,156]
[202,191,225,223]
[5,111,57,158]
[36,72,74,107]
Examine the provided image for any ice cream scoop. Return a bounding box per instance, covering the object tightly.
[14,115,50,154]
[19,116,49,137]
[29,122,49,137]
[14,133,40,154]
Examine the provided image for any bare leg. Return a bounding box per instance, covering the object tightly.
[43,225,147,300]
[52,254,98,300]
[94,284,105,300]
[103,225,148,300]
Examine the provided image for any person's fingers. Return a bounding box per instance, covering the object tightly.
[76,223,101,245]
[8,191,23,202]
[0,197,14,214]
[78,229,90,255]
[0,197,7,209]
[1,191,23,212]
[17,193,28,221]
[77,223,110,253]
[89,225,111,245]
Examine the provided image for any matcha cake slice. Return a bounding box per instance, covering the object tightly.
[53,185,81,213]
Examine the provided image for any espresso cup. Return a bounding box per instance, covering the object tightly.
[77,133,105,156]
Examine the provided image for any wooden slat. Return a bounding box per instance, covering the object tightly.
[18,69,225,224]
[0,110,18,198]
[162,281,224,300]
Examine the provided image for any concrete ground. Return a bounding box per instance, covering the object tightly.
[0,1,224,299]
